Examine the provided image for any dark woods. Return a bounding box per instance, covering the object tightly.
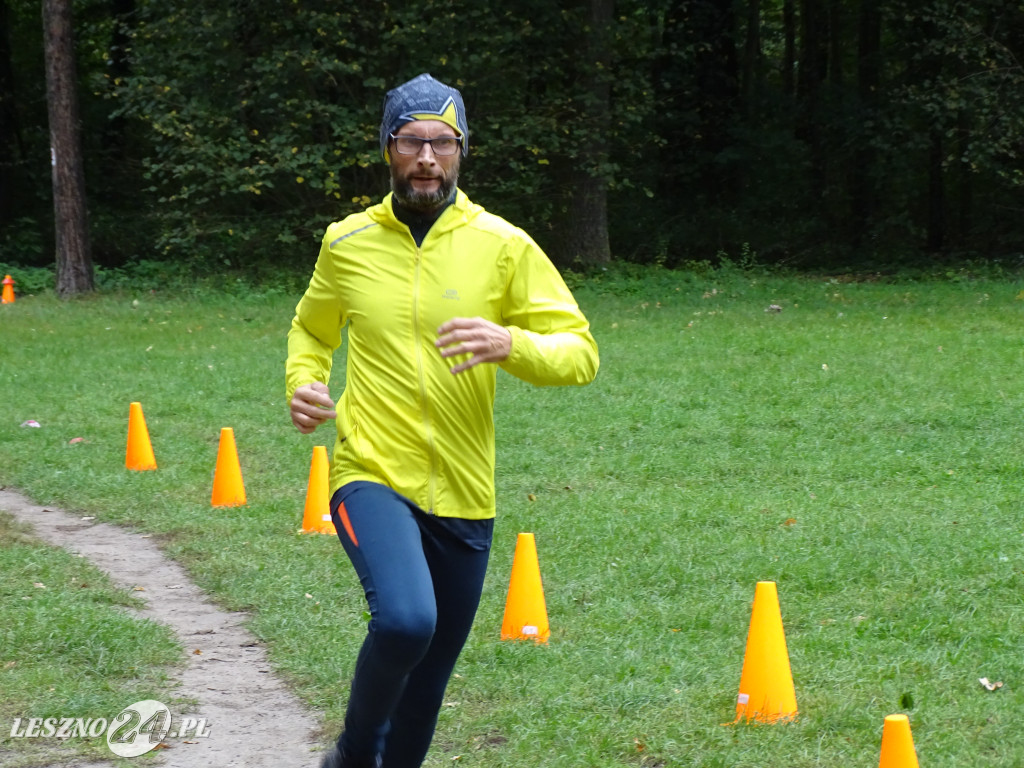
[3,0,1024,277]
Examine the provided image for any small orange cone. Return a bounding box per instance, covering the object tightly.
[500,532,550,643]
[211,427,246,507]
[125,402,157,471]
[878,714,920,768]
[2,275,14,304]
[730,581,798,724]
[301,445,336,534]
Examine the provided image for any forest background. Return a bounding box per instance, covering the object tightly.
[2,0,1024,284]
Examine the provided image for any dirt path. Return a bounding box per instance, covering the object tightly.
[0,489,325,768]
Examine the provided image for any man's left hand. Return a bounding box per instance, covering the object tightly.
[435,317,512,374]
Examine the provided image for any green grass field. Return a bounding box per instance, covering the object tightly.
[1,267,1022,766]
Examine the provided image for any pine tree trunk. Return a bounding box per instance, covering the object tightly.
[42,0,93,296]
[741,0,762,106]
[550,159,612,268]
[850,0,881,247]
[0,0,22,228]
[926,128,945,252]
[798,0,828,200]
[549,0,612,268]
[782,0,796,99]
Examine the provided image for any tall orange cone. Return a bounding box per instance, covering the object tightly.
[878,714,920,768]
[730,581,798,724]
[501,532,550,643]
[301,445,336,534]
[211,427,246,507]
[125,402,157,471]
[2,274,14,304]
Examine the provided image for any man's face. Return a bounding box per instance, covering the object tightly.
[389,119,461,213]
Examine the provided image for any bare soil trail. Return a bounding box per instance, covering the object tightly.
[0,488,325,768]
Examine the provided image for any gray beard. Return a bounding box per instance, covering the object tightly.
[390,168,459,213]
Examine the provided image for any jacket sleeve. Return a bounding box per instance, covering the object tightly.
[498,234,599,387]
[285,231,346,403]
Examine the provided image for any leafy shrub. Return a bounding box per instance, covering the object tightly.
[0,264,55,294]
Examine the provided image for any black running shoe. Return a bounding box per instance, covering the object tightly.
[319,744,381,768]
[319,746,344,768]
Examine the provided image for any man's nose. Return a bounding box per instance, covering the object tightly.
[416,142,437,163]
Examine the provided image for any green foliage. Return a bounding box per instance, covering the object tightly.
[95,0,665,267]
[5,0,1024,272]
[884,2,1024,200]
[0,219,49,271]
[0,263,55,294]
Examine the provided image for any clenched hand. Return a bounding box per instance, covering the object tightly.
[290,381,337,433]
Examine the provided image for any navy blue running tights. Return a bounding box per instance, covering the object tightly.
[329,481,493,768]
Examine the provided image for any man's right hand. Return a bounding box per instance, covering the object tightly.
[290,382,337,434]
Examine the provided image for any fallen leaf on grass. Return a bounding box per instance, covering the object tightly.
[68,437,87,444]
[979,677,1003,691]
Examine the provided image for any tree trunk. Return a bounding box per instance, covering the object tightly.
[926,127,944,252]
[797,0,828,199]
[691,0,739,198]
[550,158,612,268]
[549,0,612,268]
[956,108,972,246]
[782,0,795,99]
[850,0,881,247]
[741,0,762,107]
[0,0,22,228]
[42,0,93,296]
[828,0,844,90]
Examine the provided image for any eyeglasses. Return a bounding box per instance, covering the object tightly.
[390,133,462,156]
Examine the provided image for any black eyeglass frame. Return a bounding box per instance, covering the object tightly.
[389,133,463,156]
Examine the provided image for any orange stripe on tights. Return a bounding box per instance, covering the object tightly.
[337,501,359,546]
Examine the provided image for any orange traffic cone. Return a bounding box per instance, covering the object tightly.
[730,581,798,724]
[125,402,157,471]
[211,427,246,507]
[500,532,550,643]
[2,274,14,304]
[301,445,336,534]
[878,714,920,768]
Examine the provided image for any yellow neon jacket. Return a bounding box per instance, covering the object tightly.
[286,190,599,519]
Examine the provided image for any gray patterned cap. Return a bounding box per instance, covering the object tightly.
[380,73,469,163]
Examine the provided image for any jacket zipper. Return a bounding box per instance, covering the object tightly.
[412,245,439,513]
